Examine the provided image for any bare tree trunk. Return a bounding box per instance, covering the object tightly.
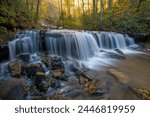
[82,0,85,15]
[108,0,112,10]
[60,0,64,26]
[35,0,41,24]
[77,0,80,16]
[100,0,103,20]
[93,0,96,15]
[87,0,90,13]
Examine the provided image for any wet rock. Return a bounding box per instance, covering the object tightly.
[19,53,30,62]
[130,88,150,100]
[42,55,51,67]
[100,50,107,52]
[25,85,39,96]
[85,80,97,94]
[8,60,22,78]
[35,72,49,92]
[0,77,26,99]
[49,78,60,88]
[114,48,124,55]
[51,69,66,80]
[35,72,46,85]
[22,64,44,78]
[105,52,125,59]
[37,81,49,92]
[109,69,129,84]
[51,56,64,70]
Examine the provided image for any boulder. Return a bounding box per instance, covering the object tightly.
[8,60,22,78]
[42,55,51,67]
[22,64,44,78]
[37,81,49,92]
[35,72,46,85]
[0,77,26,99]
[114,48,124,55]
[105,52,125,60]
[35,72,49,92]
[51,69,66,80]
[51,56,64,70]
[19,53,30,62]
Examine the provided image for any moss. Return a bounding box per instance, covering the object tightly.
[136,88,150,100]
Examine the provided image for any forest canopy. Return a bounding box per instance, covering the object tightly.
[0,0,149,34]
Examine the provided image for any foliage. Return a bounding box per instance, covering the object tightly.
[0,0,149,35]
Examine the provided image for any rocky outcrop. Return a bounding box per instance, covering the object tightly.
[19,53,30,62]
[22,63,44,78]
[42,55,52,67]
[35,72,49,92]
[8,60,22,78]
[51,56,66,80]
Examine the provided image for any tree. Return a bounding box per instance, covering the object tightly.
[108,0,112,10]
[82,0,85,15]
[100,0,103,20]
[35,0,42,24]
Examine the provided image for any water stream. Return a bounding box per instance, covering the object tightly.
[0,29,149,99]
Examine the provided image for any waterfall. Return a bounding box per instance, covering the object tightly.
[8,30,41,59]
[8,30,135,60]
[93,32,132,49]
[45,31,99,60]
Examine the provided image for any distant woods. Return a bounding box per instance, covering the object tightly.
[0,0,149,34]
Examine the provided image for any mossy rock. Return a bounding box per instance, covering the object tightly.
[8,60,22,78]
[135,88,150,100]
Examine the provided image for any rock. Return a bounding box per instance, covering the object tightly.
[109,69,129,84]
[51,56,64,70]
[35,72,46,85]
[42,55,51,67]
[26,85,39,96]
[0,77,26,99]
[105,52,125,59]
[114,48,124,55]
[37,81,49,92]
[51,69,66,80]
[49,78,59,88]
[19,53,30,62]
[134,88,150,100]
[100,50,107,52]
[85,80,97,94]
[8,60,22,78]
[35,72,49,92]
[22,64,44,78]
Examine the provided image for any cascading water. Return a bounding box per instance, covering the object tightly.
[7,30,136,61]
[45,31,99,60]
[92,31,133,49]
[8,30,41,59]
